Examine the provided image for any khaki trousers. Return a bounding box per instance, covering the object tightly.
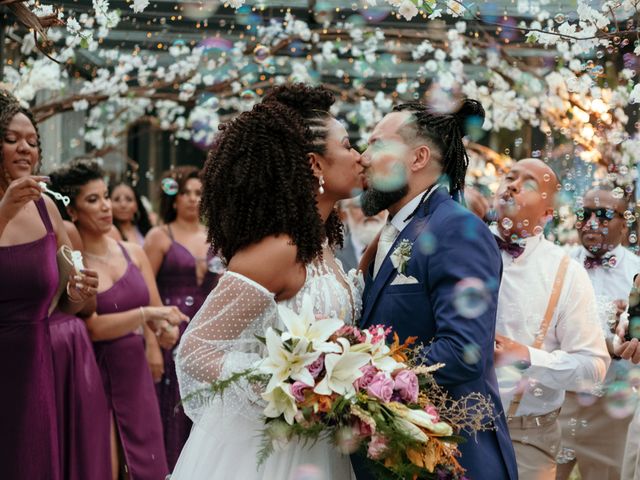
[507,412,562,480]
[556,392,632,480]
[622,408,640,480]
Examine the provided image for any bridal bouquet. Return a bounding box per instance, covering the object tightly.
[201,295,493,480]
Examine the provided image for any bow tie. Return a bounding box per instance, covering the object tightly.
[494,235,525,259]
[584,255,617,269]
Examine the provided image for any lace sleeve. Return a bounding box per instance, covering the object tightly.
[176,272,277,423]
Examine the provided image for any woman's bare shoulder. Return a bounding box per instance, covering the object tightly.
[228,235,305,297]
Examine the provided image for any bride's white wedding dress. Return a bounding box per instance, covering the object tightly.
[171,258,362,480]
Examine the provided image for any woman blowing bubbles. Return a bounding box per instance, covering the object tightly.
[0,90,98,479]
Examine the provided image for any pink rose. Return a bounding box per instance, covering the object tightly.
[423,405,440,423]
[353,418,374,437]
[307,355,325,379]
[367,434,388,460]
[354,364,378,391]
[290,381,310,403]
[393,369,419,403]
[366,373,394,402]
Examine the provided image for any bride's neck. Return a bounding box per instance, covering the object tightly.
[316,194,336,223]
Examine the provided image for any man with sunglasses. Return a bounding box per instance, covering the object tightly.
[492,159,609,480]
[556,185,640,480]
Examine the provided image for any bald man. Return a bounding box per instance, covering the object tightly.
[492,159,610,480]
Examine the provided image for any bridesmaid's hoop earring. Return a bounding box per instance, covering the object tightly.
[318,176,325,195]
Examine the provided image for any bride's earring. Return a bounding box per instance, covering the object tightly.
[318,175,325,195]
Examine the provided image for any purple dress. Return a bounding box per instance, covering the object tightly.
[95,243,168,479]
[49,310,111,480]
[156,227,220,470]
[0,198,60,480]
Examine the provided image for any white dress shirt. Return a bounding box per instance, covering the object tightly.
[570,244,640,385]
[373,186,442,277]
[494,230,610,416]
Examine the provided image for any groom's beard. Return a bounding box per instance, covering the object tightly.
[360,185,408,217]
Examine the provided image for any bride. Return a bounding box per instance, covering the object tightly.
[171,84,365,479]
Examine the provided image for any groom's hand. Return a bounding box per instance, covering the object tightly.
[494,334,531,369]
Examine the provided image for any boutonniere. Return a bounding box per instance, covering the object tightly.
[390,239,412,274]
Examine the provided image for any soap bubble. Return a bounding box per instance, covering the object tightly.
[417,232,437,255]
[208,256,225,274]
[253,44,271,64]
[605,381,637,419]
[463,343,481,364]
[453,277,491,319]
[368,140,409,192]
[501,217,514,230]
[161,178,179,196]
[291,464,325,480]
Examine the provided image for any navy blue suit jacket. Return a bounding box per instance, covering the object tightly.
[352,188,518,480]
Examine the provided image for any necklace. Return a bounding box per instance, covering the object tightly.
[84,249,112,262]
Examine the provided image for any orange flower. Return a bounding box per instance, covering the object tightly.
[389,332,417,363]
[301,393,334,413]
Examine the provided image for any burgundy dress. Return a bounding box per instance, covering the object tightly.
[156,227,220,470]
[0,198,60,480]
[94,243,168,479]
[49,310,111,480]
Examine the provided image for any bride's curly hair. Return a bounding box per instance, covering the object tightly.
[200,83,343,264]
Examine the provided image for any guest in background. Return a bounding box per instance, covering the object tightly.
[51,159,188,480]
[144,166,222,470]
[336,196,386,272]
[620,273,640,480]
[111,181,152,246]
[464,184,491,221]
[492,159,610,480]
[0,90,98,480]
[556,184,640,480]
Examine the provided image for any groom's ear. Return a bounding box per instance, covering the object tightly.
[308,152,323,176]
[410,144,431,172]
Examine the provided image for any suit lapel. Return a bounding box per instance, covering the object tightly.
[360,214,427,327]
[360,187,451,328]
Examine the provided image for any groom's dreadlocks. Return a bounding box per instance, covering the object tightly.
[393,99,484,201]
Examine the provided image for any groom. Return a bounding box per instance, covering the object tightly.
[353,101,518,480]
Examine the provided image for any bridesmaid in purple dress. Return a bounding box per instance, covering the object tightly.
[111,181,152,247]
[51,160,188,480]
[0,92,98,479]
[144,167,222,469]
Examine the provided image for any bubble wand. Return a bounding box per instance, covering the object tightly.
[39,181,70,207]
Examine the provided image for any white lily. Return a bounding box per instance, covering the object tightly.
[314,338,371,397]
[278,295,343,353]
[257,328,320,391]
[369,338,405,373]
[387,402,453,436]
[395,417,429,443]
[262,384,298,425]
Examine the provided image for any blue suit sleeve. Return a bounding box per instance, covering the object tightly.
[424,211,502,386]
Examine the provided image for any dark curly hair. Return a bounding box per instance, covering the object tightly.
[200,83,343,264]
[111,180,153,238]
[0,90,42,185]
[49,159,106,208]
[159,165,200,224]
[393,99,485,202]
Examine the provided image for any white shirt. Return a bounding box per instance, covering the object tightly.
[351,235,366,264]
[570,244,640,384]
[494,230,610,416]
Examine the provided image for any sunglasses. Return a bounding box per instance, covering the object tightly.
[575,207,624,222]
